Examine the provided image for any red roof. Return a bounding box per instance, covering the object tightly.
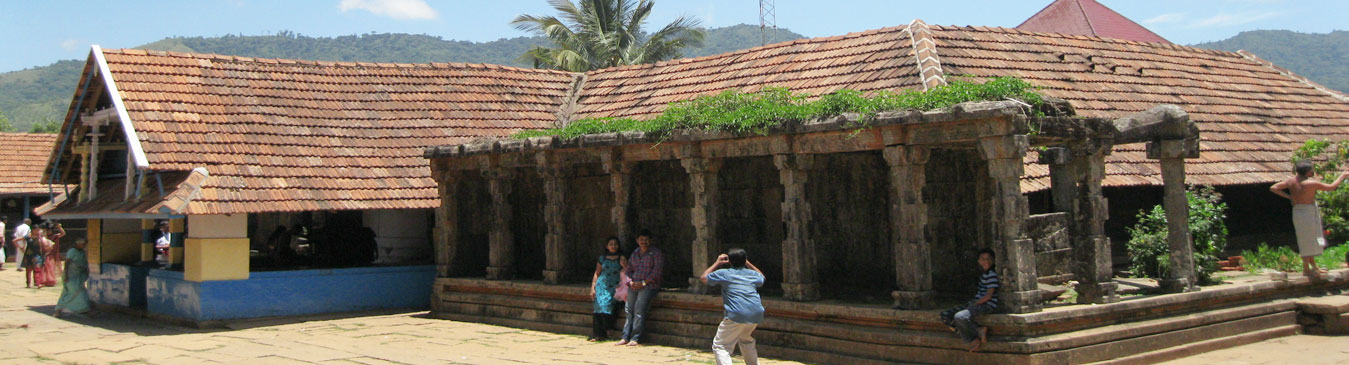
[1017,0,1170,44]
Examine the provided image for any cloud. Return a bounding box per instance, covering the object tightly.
[60,39,82,51]
[1142,13,1185,25]
[339,0,438,20]
[1188,11,1283,28]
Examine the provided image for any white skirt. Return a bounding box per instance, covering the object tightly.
[1292,204,1326,257]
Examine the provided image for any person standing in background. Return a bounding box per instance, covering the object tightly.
[12,218,30,272]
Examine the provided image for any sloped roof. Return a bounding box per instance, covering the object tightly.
[55,49,576,215]
[0,133,64,196]
[925,24,1349,190]
[1016,0,1170,44]
[47,19,1349,215]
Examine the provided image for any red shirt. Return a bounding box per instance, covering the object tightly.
[625,247,664,287]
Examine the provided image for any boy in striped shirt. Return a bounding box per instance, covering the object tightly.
[940,248,999,352]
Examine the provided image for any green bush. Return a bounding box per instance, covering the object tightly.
[1291,139,1349,243]
[1125,186,1229,285]
[1240,242,1349,273]
[513,76,1045,139]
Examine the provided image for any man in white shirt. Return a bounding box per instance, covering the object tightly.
[11,218,30,271]
[156,221,171,267]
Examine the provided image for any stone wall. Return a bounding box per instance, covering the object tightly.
[450,174,491,277]
[629,160,695,287]
[925,148,987,296]
[809,152,894,301]
[716,157,785,292]
[565,163,618,283]
[509,168,546,280]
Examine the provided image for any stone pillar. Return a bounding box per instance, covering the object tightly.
[540,165,569,284]
[432,168,459,277]
[1071,146,1118,304]
[682,158,723,294]
[484,167,515,280]
[775,154,819,301]
[1043,147,1078,214]
[884,145,935,309]
[166,218,186,269]
[978,136,1041,313]
[603,152,632,247]
[140,219,157,263]
[1152,139,1198,293]
[184,214,250,282]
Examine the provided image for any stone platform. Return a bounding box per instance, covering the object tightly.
[432,269,1349,364]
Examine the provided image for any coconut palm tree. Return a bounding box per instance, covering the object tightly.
[512,0,705,72]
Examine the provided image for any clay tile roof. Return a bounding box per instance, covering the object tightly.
[1016,0,1170,44]
[0,133,66,196]
[925,26,1349,190]
[81,48,576,214]
[53,20,1349,215]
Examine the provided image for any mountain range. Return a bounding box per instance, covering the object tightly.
[1,26,1344,132]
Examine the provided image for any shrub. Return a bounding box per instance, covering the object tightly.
[512,76,1045,139]
[1125,186,1229,285]
[1240,242,1349,272]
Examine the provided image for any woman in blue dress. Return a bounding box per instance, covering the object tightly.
[589,236,626,341]
[54,238,91,318]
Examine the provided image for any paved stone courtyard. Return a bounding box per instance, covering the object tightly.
[1,266,1347,364]
[0,267,801,364]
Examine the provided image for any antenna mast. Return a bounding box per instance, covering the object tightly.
[759,0,776,46]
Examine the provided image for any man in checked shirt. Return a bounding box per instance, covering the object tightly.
[616,229,664,347]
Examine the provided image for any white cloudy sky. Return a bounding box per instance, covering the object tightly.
[1,0,1343,73]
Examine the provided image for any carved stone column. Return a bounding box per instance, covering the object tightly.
[484,167,515,280]
[1071,146,1118,303]
[884,145,935,309]
[683,158,723,294]
[978,136,1041,313]
[1151,139,1199,293]
[775,154,819,301]
[540,165,569,284]
[603,151,632,247]
[432,167,460,277]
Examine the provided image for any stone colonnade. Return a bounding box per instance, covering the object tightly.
[425,102,1202,314]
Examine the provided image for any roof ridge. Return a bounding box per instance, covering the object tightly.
[1074,0,1098,37]
[903,19,946,91]
[584,25,910,75]
[101,48,576,76]
[1237,50,1349,102]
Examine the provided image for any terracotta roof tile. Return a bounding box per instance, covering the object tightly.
[69,48,575,214]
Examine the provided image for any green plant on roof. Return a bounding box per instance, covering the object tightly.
[512,76,1045,140]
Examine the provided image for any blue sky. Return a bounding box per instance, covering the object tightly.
[1,0,1344,73]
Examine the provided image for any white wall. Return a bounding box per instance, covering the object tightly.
[363,209,431,264]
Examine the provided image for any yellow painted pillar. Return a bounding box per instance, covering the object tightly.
[167,218,185,268]
[86,219,102,275]
[184,214,250,282]
[140,219,156,263]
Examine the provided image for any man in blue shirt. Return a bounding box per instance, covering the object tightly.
[700,248,765,365]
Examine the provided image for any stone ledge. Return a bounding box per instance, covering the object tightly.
[1294,294,1349,314]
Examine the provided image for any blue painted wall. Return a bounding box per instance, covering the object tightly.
[146,265,436,322]
[89,264,150,308]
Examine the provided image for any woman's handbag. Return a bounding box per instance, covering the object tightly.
[614,272,632,302]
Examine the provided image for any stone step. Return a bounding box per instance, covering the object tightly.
[434,288,1299,364]
[1088,325,1299,365]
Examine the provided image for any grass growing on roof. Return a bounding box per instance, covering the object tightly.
[512,76,1044,139]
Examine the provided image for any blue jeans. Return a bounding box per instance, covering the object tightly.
[621,285,659,342]
[940,301,997,343]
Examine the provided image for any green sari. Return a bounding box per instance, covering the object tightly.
[55,248,90,315]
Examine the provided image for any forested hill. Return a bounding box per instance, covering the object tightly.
[0,24,804,131]
[1191,30,1349,93]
